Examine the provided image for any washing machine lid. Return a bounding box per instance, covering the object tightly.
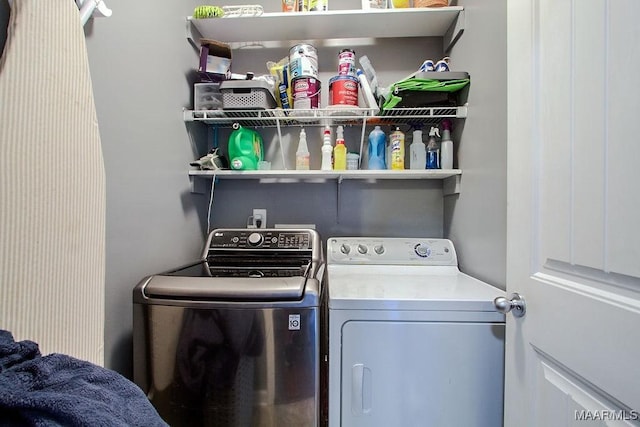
[142,273,306,300]
[327,265,502,312]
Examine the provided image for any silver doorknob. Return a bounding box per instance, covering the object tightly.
[494,293,526,318]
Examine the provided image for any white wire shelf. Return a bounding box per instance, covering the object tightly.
[189,169,461,180]
[183,106,467,127]
[188,169,462,195]
[186,7,464,47]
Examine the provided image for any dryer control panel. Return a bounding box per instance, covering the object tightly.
[327,237,458,266]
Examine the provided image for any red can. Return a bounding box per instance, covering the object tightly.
[329,75,359,106]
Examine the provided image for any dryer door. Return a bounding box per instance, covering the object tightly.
[340,320,504,427]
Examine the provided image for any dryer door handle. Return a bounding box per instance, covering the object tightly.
[351,364,372,415]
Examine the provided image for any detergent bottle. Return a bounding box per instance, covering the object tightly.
[389,127,405,170]
[333,126,347,170]
[228,124,264,170]
[367,126,386,170]
[440,119,454,170]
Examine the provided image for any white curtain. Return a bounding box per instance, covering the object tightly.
[0,0,106,365]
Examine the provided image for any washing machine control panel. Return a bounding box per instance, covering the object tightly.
[328,238,457,266]
[204,229,315,251]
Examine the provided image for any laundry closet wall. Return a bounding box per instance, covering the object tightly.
[81,0,208,376]
[0,0,508,376]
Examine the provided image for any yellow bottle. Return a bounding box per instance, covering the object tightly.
[390,127,405,170]
[333,126,347,170]
[391,0,411,7]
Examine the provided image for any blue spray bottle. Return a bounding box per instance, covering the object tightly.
[426,126,440,169]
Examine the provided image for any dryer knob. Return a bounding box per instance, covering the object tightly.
[340,244,351,255]
[414,243,431,257]
[357,244,368,254]
[247,232,263,246]
[374,245,385,255]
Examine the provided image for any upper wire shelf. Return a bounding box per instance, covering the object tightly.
[183,106,468,127]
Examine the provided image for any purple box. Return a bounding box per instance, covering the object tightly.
[198,39,232,81]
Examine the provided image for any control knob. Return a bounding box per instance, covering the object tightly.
[414,243,431,258]
[247,232,264,247]
[340,244,351,255]
[357,244,368,254]
[374,244,385,255]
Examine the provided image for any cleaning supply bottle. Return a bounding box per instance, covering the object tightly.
[367,126,386,170]
[228,123,264,170]
[321,126,333,170]
[356,69,379,113]
[296,128,310,170]
[409,128,426,170]
[440,119,454,169]
[426,126,440,169]
[333,126,347,170]
[389,127,405,170]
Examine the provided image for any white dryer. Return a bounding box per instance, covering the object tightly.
[327,237,505,427]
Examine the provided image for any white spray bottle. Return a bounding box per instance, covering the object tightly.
[296,128,310,170]
[321,126,333,171]
[356,68,379,114]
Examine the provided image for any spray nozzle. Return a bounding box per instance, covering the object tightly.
[429,126,441,138]
[337,125,344,140]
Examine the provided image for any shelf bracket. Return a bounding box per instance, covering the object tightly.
[275,117,287,170]
[336,175,343,224]
[189,174,213,194]
[444,9,465,53]
[186,18,203,53]
[443,174,461,196]
[358,116,368,169]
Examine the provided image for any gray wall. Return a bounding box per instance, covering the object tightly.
[83,0,450,376]
[445,0,508,289]
[82,0,208,376]
[207,33,446,237]
[1,0,507,376]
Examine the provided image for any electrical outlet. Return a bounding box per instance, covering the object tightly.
[252,209,267,229]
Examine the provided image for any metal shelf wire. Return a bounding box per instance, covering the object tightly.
[183,106,467,128]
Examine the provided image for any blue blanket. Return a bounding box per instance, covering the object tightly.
[0,330,168,426]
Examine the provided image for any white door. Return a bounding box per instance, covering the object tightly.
[506,0,640,425]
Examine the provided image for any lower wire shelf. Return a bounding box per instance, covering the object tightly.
[189,168,460,179]
[188,169,462,195]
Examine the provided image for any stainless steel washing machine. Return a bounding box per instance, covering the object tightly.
[133,228,324,427]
